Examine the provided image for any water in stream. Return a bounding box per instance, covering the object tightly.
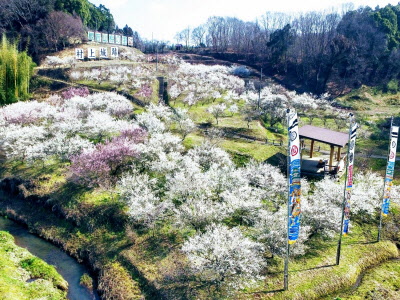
[0,217,99,300]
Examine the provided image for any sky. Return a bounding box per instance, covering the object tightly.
[90,0,400,42]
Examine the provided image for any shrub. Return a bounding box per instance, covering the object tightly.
[79,273,93,290]
[182,224,265,292]
[98,263,142,300]
[70,132,145,187]
[385,79,398,94]
[62,87,90,100]
[229,65,251,77]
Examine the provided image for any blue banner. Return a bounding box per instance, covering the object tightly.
[287,110,301,244]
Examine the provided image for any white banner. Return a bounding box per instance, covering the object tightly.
[343,122,357,236]
[382,126,399,216]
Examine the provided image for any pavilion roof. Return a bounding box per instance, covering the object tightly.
[299,125,348,147]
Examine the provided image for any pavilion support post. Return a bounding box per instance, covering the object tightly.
[337,147,341,161]
[329,145,334,171]
[310,140,315,158]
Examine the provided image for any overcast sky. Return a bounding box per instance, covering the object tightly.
[90,0,400,42]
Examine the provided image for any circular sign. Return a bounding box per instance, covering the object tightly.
[290,131,297,141]
[291,145,299,156]
[390,151,395,160]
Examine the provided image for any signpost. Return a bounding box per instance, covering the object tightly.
[111,47,118,58]
[88,48,96,59]
[109,34,115,44]
[75,48,84,60]
[88,31,95,41]
[102,33,108,44]
[99,47,108,58]
[87,31,132,47]
[95,32,102,43]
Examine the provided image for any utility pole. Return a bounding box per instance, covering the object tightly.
[258,68,263,110]
[156,43,158,72]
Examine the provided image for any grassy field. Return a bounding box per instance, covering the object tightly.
[171,95,285,162]
[0,230,67,300]
[323,259,400,300]
[243,222,399,299]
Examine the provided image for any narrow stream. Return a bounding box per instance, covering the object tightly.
[0,217,100,300]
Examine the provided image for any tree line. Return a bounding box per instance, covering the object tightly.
[175,3,400,95]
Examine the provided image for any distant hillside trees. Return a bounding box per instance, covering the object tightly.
[54,0,115,31]
[176,3,400,95]
[0,35,35,105]
[86,3,115,32]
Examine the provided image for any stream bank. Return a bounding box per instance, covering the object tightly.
[0,217,98,300]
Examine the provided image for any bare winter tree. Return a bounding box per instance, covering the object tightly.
[192,25,206,46]
[175,27,191,49]
[40,11,85,51]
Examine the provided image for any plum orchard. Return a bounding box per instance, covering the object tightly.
[0,91,396,294]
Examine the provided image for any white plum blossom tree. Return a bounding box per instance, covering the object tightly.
[207,103,226,125]
[118,171,171,228]
[302,177,343,237]
[186,142,232,171]
[181,223,265,290]
[172,108,196,140]
[255,208,311,257]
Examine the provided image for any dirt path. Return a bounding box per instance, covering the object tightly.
[37,74,107,93]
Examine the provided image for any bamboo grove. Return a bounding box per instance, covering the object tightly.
[0,35,34,105]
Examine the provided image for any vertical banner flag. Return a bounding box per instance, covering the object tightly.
[99,47,108,58]
[343,122,357,236]
[287,110,301,244]
[122,36,128,46]
[75,48,84,60]
[95,32,102,43]
[128,37,134,47]
[88,31,95,41]
[109,34,115,44]
[102,33,108,44]
[382,126,399,216]
[88,48,96,59]
[115,35,122,44]
[111,47,119,58]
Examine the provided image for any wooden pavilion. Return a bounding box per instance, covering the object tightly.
[299,125,349,177]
